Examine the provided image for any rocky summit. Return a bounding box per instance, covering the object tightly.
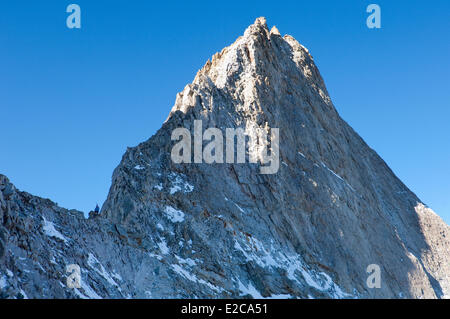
[1,17,449,299]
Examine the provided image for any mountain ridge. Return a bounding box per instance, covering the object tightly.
[1,17,449,299]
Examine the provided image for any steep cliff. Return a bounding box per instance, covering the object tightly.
[1,17,449,299]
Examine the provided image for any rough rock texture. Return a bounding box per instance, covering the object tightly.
[1,18,450,299]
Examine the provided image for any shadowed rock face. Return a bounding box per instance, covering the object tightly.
[1,17,449,299]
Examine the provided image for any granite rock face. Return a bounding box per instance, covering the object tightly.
[1,17,450,299]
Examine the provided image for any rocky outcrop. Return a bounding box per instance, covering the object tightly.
[1,17,449,299]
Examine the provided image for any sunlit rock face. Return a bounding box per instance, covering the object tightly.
[1,18,449,299]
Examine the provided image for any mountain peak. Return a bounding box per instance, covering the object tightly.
[169,18,331,122]
[102,18,450,299]
[270,25,281,36]
[244,16,269,37]
[2,18,450,300]
[254,16,268,27]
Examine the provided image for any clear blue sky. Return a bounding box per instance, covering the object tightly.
[1,1,449,221]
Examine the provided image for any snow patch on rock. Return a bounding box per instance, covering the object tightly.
[234,235,351,298]
[42,217,68,243]
[164,206,185,223]
[168,173,194,195]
